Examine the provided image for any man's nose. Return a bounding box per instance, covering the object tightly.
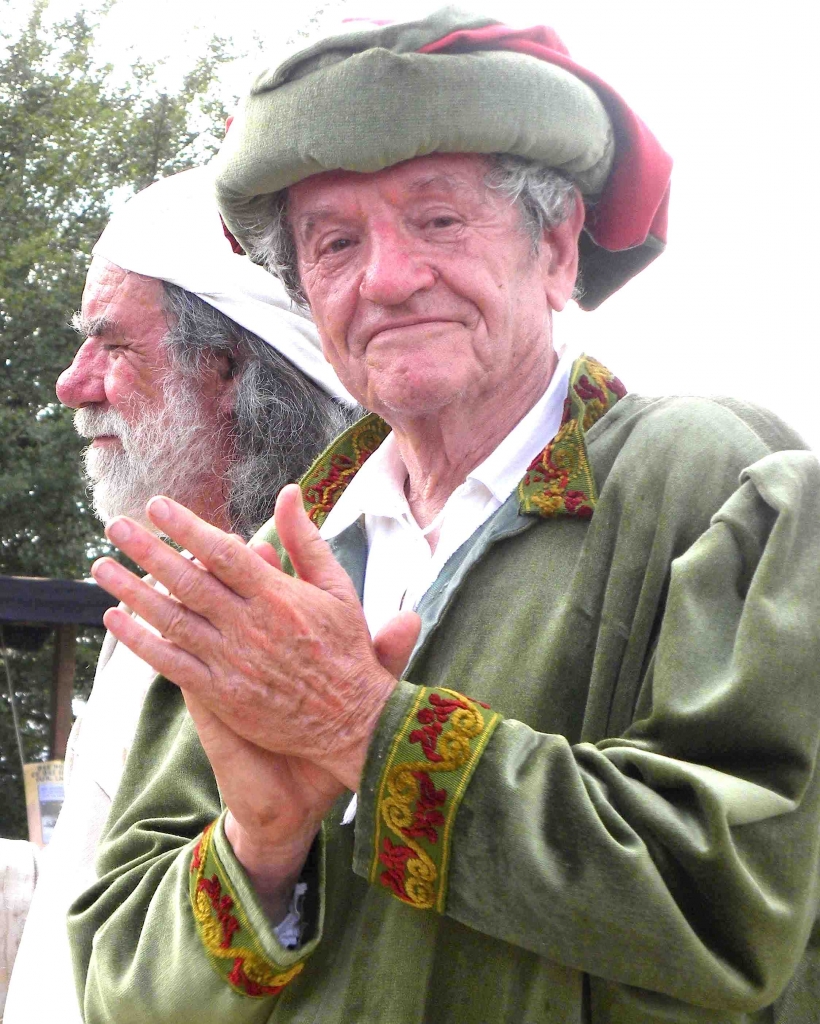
[55,340,106,409]
[359,228,437,306]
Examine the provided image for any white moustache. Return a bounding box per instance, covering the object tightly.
[74,407,129,441]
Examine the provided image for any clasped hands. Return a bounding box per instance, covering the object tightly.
[91,484,420,902]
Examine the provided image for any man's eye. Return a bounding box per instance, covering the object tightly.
[325,237,353,254]
[428,216,459,230]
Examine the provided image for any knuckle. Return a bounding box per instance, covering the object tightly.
[161,599,190,641]
[308,536,330,562]
[206,533,241,574]
[167,562,203,602]
[305,527,328,552]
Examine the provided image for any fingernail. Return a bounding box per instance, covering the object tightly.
[92,559,115,582]
[107,519,132,544]
[148,496,169,521]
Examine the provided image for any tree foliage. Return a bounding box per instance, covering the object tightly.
[0,0,236,837]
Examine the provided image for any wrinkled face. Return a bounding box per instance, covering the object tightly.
[58,258,173,418]
[288,153,561,422]
[56,258,225,526]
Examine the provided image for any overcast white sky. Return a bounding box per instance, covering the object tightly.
[14,0,820,446]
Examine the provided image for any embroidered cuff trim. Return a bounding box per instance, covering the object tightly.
[370,686,501,913]
[189,822,306,998]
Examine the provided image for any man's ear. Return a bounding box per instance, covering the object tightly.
[212,348,241,416]
[541,190,585,313]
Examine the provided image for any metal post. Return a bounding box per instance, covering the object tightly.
[49,624,76,760]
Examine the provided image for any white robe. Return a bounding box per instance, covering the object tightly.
[3,615,157,1024]
[0,839,38,1016]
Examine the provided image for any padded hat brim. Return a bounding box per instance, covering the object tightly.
[216,47,613,218]
[214,7,672,309]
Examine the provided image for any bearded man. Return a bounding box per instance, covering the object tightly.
[70,10,820,1024]
[2,166,352,1024]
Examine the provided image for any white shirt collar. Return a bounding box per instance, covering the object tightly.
[321,348,574,540]
[467,349,572,506]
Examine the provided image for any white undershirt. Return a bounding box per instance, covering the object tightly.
[321,348,573,637]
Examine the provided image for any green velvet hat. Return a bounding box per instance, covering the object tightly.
[214,6,672,309]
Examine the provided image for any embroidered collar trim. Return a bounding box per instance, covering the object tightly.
[517,354,626,518]
[300,354,626,529]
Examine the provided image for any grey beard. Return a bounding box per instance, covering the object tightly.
[74,377,224,531]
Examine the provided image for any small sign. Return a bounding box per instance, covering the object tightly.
[23,761,64,847]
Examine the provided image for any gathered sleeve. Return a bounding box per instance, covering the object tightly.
[352,450,820,1013]
[67,678,323,1024]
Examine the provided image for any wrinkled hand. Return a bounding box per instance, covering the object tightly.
[183,689,335,913]
[182,598,419,911]
[92,485,421,794]
[93,488,420,915]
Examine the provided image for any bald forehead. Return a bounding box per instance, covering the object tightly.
[82,257,163,304]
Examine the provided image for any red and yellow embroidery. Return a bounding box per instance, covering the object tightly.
[370,688,501,913]
[300,413,391,528]
[518,354,626,518]
[297,356,624,527]
[189,822,305,998]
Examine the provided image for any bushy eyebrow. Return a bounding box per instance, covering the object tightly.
[70,312,114,338]
[405,173,465,196]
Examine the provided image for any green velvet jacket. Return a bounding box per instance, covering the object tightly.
[69,357,820,1023]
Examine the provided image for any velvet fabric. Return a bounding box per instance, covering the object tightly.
[68,371,820,1023]
[214,6,672,309]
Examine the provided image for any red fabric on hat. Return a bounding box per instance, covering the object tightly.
[220,215,245,255]
[419,24,671,252]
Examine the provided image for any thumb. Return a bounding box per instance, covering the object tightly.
[372,611,422,679]
[274,484,357,602]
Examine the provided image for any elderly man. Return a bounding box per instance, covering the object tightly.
[70,10,820,1024]
[2,166,352,1024]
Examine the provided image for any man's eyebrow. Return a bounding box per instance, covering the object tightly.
[297,174,477,242]
[406,173,465,196]
[70,312,114,338]
[297,208,339,244]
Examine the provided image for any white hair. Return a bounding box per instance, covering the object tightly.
[75,286,355,537]
[75,371,221,531]
[160,284,353,537]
